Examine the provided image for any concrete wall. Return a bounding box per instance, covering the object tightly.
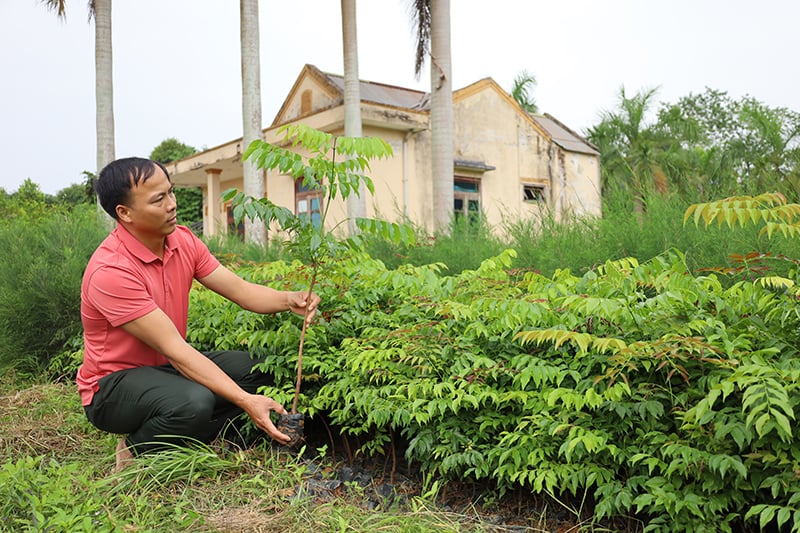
[169,74,600,240]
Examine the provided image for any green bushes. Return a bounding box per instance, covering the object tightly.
[503,190,798,281]
[186,246,800,531]
[0,205,106,378]
[0,456,116,532]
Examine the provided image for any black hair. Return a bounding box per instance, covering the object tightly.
[95,157,171,219]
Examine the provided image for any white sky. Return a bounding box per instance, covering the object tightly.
[2,0,798,195]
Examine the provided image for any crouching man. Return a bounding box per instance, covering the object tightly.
[77,157,319,471]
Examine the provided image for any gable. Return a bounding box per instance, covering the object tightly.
[271,64,342,125]
[271,64,429,127]
[454,78,599,156]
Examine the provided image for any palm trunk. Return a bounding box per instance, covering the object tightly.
[429,0,453,234]
[241,0,267,245]
[341,0,365,235]
[94,0,115,226]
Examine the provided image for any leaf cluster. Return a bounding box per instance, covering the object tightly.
[188,246,800,531]
[223,124,413,265]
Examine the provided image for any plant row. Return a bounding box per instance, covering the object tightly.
[186,248,800,532]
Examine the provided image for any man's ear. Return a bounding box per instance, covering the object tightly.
[116,204,132,223]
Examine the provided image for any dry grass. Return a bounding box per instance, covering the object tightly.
[0,375,586,532]
[0,377,113,465]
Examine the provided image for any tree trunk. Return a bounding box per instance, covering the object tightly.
[341,0,365,235]
[429,0,453,234]
[240,0,267,245]
[94,0,115,226]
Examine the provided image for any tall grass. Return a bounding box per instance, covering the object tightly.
[207,192,794,281]
[1,191,793,380]
[0,205,107,378]
[203,233,284,267]
[363,215,506,274]
[502,191,792,280]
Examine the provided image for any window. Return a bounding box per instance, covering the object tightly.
[296,179,322,228]
[454,178,480,224]
[523,184,546,203]
[300,90,312,115]
[225,204,244,240]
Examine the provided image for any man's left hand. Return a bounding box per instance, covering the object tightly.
[287,291,321,325]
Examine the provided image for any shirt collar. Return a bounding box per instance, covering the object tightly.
[114,224,179,264]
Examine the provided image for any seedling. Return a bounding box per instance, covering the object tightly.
[223,124,414,445]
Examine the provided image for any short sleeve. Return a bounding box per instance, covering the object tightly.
[183,228,220,279]
[84,265,158,327]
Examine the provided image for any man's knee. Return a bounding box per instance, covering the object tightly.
[169,385,215,421]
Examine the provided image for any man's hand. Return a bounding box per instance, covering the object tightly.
[287,291,321,325]
[242,394,291,444]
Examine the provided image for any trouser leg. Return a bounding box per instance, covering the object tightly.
[84,351,272,455]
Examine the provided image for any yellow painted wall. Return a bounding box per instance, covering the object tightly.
[170,73,600,240]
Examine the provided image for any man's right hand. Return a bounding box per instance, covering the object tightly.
[243,394,292,444]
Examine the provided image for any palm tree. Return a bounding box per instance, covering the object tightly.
[511,70,538,114]
[41,0,114,222]
[341,0,365,234]
[409,0,453,234]
[240,0,266,245]
[587,87,667,215]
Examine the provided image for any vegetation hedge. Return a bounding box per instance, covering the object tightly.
[187,247,800,532]
[0,205,106,377]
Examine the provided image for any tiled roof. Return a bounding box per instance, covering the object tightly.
[530,114,599,155]
[325,72,429,110]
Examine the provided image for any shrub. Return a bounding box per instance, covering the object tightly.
[187,245,800,531]
[0,205,106,378]
[0,456,116,532]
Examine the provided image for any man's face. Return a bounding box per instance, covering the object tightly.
[118,166,178,237]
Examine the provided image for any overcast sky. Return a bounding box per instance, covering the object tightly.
[2,0,799,195]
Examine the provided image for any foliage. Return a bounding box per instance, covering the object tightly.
[510,69,538,114]
[187,242,800,531]
[149,137,197,164]
[590,87,800,208]
[224,124,415,412]
[363,214,505,274]
[174,187,203,228]
[659,89,800,201]
[55,180,95,207]
[0,205,107,377]
[0,456,117,532]
[683,192,800,289]
[0,178,52,222]
[203,232,284,266]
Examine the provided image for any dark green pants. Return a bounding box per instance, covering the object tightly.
[83,351,273,455]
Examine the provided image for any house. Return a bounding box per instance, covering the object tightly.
[168,64,601,238]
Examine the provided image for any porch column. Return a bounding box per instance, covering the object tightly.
[205,168,224,237]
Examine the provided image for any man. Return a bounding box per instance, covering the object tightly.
[77,157,320,472]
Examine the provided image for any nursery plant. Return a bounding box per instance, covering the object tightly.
[223,123,414,445]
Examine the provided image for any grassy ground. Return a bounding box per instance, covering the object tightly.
[0,375,587,532]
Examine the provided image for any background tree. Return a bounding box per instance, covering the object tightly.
[150,138,202,228]
[150,137,197,164]
[2,179,50,222]
[240,0,267,245]
[409,0,453,234]
[342,0,366,234]
[511,70,538,114]
[55,182,94,207]
[658,89,800,201]
[587,87,678,215]
[41,0,115,225]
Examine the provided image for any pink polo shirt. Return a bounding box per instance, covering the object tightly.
[77,224,220,406]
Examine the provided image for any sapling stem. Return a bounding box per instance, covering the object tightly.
[289,138,339,414]
[291,268,318,414]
